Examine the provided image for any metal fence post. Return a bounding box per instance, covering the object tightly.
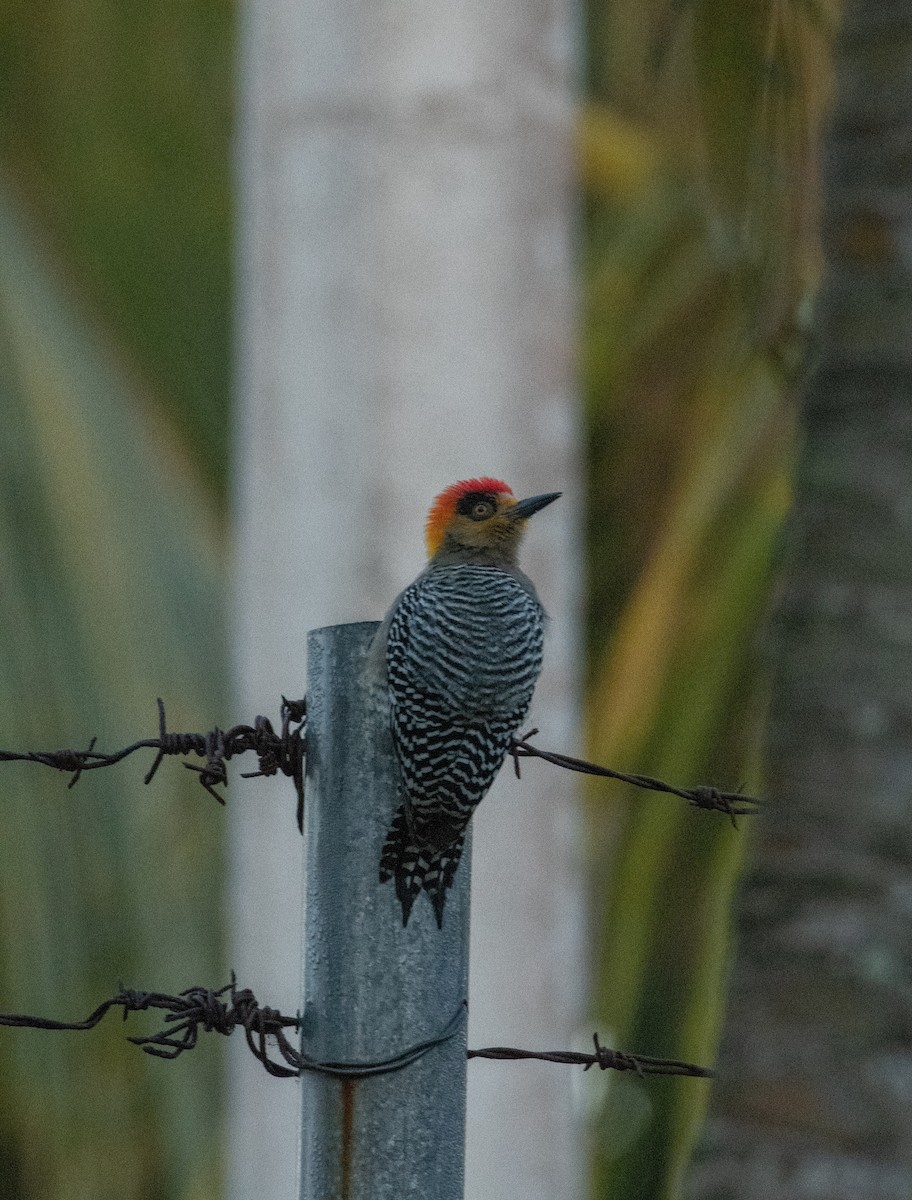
[300,622,470,1200]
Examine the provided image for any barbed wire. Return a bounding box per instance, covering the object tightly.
[468,1040,713,1077]
[0,696,309,829]
[510,729,760,825]
[0,700,729,1087]
[0,976,712,1080]
[0,697,760,828]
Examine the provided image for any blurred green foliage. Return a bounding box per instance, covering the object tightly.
[581,2,837,1196]
[0,0,233,495]
[0,186,226,1200]
[0,0,231,1185]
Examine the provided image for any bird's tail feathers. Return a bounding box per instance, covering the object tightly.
[379,803,466,928]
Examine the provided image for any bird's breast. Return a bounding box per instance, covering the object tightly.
[387,565,544,714]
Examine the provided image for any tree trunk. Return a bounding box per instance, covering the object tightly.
[688,2,912,1195]
[232,1,582,1198]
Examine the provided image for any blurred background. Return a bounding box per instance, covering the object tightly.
[4,0,897,1198]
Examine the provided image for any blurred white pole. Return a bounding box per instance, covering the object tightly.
[233,0,582,1197]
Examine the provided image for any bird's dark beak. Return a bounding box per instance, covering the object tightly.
[510,492,562,520]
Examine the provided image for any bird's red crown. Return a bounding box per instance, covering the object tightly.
[425,477,513,557]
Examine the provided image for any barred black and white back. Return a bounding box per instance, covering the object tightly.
[378,563,544,926]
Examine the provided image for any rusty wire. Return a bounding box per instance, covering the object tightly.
[0,696,309,831]
[468,1038,713,1077]
[0,977,712,1080]
[0,698,759,827]
[510,728,761,825]
[0,702,735,1084]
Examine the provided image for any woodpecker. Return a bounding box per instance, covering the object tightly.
[371,477,560,927]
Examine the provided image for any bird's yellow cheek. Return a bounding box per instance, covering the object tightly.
[449,515,518,548]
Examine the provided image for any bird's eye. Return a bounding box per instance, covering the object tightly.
[456,491,498,520]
